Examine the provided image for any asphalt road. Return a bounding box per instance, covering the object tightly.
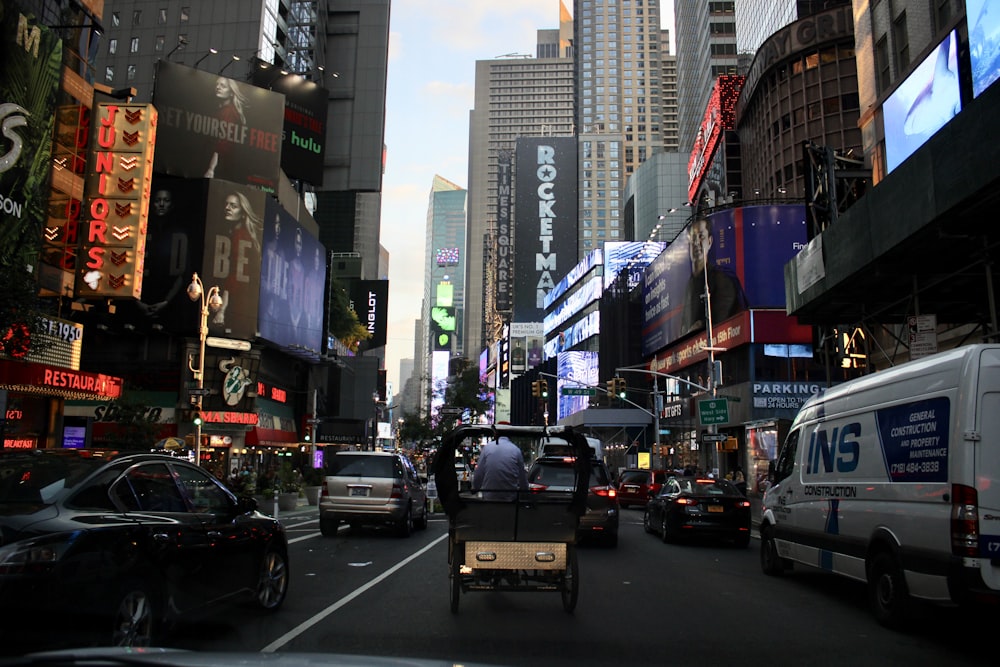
[158,504,995,666]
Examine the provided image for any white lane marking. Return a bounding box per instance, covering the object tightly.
[260,532,448,653]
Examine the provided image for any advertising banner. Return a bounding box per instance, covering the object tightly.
[495,149,513,312]
[203,181,266,340]
[556,350,599,422]
[258,71,328,185]
[642,204,807,356]
[1,13,61,264]
[513,137,578,323]
[152,61,284,191]
[259,198,326,355]
[349,279,389,349]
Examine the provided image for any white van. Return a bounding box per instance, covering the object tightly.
[759,344,1000,628]
[536,435,603,461]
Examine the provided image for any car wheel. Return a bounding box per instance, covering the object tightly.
[254,543,289,610]
[396,505,413,537]
[760,524,789,575]
[661,516,674,543]
[868,551,909,629]
[561,546,579,613]
[414,500,428,530]
[319,516,339,537]
[109,581,155,647]
[643,510,653,534]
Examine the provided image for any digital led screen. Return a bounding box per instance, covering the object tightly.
[968,0,1000,98]
[556,351,599,422]
[884,30,961,174]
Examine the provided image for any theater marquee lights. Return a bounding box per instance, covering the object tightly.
[76,103,157,300]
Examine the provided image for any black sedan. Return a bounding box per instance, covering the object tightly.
[0,449,289,651]
[643,476,751,547]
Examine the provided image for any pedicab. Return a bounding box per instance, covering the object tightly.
[432,424,591,613]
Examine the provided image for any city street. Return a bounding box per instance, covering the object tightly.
[157,504,993,666]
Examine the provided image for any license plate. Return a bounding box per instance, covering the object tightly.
[625,486,638,492]
[707,505,724,513]
[350,487,369,497]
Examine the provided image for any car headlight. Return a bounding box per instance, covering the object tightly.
[0,532,78,574]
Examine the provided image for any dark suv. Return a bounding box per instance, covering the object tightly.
[616,469,671,509]
[319,451,428,537]
[527,455,619,547]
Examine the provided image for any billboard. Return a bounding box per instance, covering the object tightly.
[969,0,1000,99]
[556,350,599,422]
[257,71,328,185]
[687,75,743,202]
[495,149,513,312]
[1,13,61,265]
[604,242,665,290]
[642,204,807,356]
[202,181,266,340]
[349,280,389,349]
[152,61,284,191]
[259,198,326,355]
[884,30,961,174]
[120,176,207,333]
[513,137,578,323]
[76,103,157,300]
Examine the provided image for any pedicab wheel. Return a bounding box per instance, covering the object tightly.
[561,546,579,613]
[450,545,463,614]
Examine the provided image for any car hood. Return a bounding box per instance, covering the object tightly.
[3,649,507,667]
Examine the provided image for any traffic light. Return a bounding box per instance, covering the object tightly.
[606,379,616,397]
[615,377,627,398]
[304,427,311,442]
[539,379,549,398]
[192,412,203,427]
[531,381,540,397]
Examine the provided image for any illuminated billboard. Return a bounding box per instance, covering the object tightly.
[556,351,599,422]
[968,0,1000,99]
[76,103,157,300]
[259,198,326,356]
[687,75,743,202]
[349,280,389,349]
[642,204,807,356]
[152,61,285,191]
[495,149,513,312]
[256,71,328,185]
[884,30,961,174]
[2,13,61,272]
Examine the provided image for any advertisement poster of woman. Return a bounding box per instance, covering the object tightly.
[203,182,264,340]
[151,61,284,190]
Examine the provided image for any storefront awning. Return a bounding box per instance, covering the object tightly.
[0,359,123,400]
[247,398,299,446]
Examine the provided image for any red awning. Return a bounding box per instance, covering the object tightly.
[246,426,300,447]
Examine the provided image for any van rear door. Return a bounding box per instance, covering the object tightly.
[975,349,1000,570]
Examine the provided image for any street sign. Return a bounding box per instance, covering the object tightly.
[188,388,212,396]
[698,397,730,425]
[561,387,596,396]
[206,336,251,351]
[702,433,728,442]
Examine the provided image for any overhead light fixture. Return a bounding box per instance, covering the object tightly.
[193,47,218,68]
[164,35,188,61]
[219,54,240,75]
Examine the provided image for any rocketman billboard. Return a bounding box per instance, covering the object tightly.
[513,137,578,324]
[642,204,808,356]
[76,103,157,300]
[259,198,326,357]
[1,12,61,268]
[152,61,284,191]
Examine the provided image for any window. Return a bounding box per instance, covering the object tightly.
[180,7,190,22]
[893,12,909,71]
[111,12,120,27]
[130,37,139,53]
[105,66,114,83]
[108,38,117,55]
[132,9,142,25]
[155,35,165,52]
[158,8,167,24]
[127,64,137,81]
[875,36,891,94]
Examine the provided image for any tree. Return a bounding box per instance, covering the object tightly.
[327,276,370,353]
[399,358,494,452]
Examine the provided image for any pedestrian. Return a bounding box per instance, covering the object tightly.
[472,433,528,501]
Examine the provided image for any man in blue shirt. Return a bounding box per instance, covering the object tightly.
[472,435,528,501]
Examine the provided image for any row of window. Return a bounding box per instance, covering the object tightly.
[111,7,191,27]
[108,34,184,56]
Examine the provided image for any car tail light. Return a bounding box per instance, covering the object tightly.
[529,483,549,493]
[736,500,751,508]
[591,485,615,497]
[951,483,979,557]
[390,482,404,499]
[674,497,698,505]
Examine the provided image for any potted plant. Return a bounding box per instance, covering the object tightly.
[276,462,302,511]
[302,466,324,506]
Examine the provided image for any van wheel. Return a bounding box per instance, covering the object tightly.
[396,506,413,537]
[760,525,789,575]
[868,551,909,629]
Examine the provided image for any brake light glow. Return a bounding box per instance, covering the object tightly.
[737,500,751,508]
[390,482,404,499]
[674,497,698,505]
[591,485,615,497]
[951,483,979,557]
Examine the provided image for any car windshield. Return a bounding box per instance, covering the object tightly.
[0,452,110,504]
[329,455,398,478]
[677,478,738,495]
[529,460,608,488]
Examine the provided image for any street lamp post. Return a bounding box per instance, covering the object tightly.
[371,391,380,451]
[187,273,222,467]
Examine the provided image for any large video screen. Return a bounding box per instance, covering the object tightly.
[884,30,961,174]
[556,350,599,422]
[968,0,1000,98]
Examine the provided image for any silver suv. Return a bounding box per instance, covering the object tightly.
[319,451,428,537]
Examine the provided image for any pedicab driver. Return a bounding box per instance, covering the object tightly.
[472,432,528,501]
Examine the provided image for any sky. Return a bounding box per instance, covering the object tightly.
[380,0,675,393]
